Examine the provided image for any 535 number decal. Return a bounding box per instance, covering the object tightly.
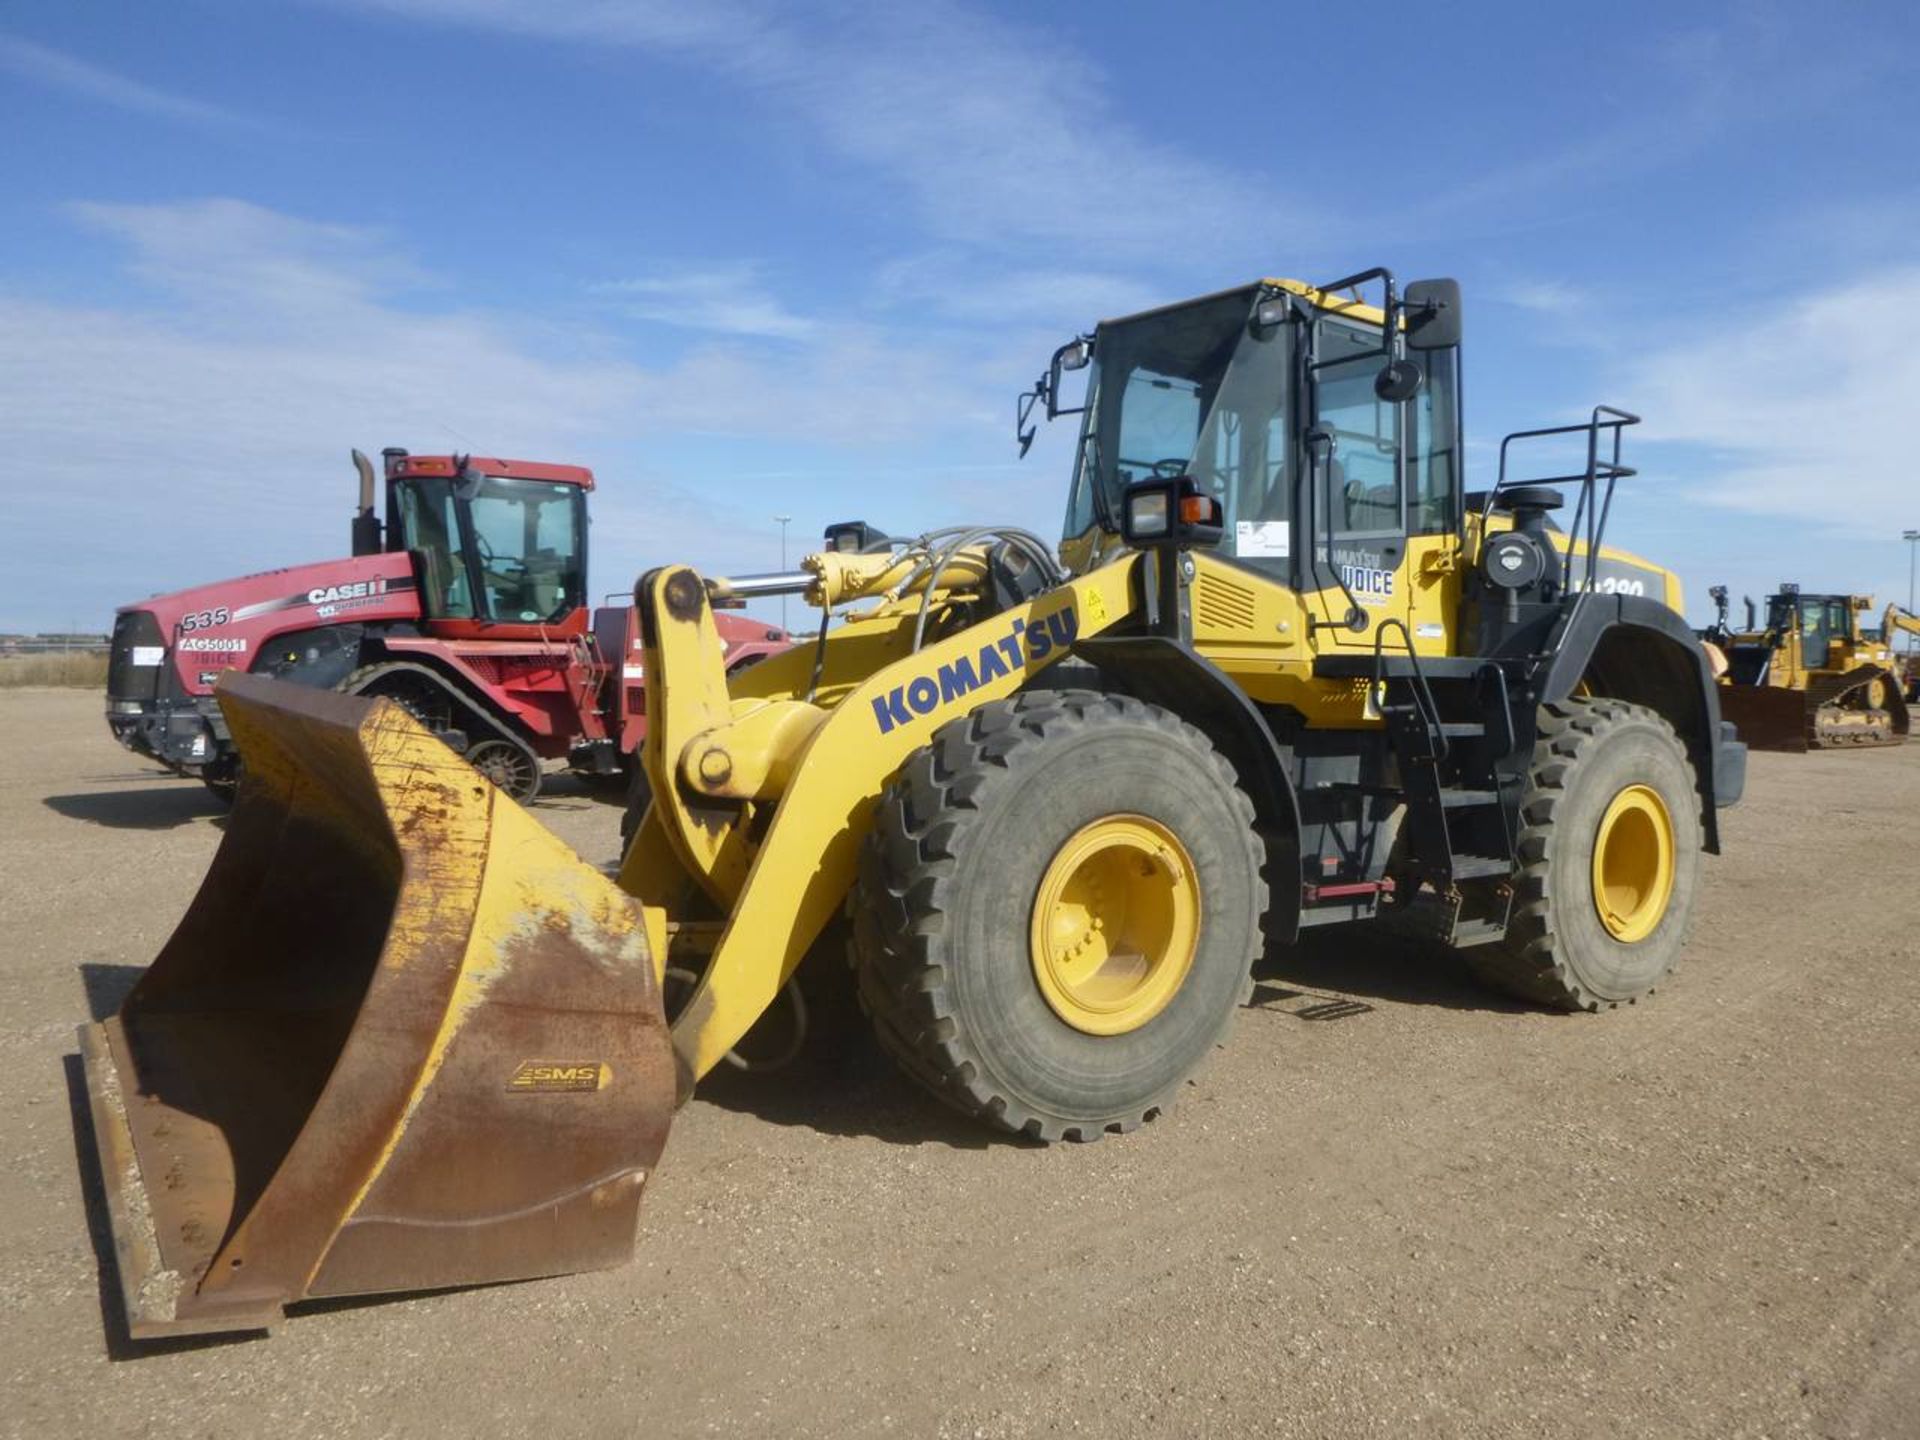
[179,607,231,632]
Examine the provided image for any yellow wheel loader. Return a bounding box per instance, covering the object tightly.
[1702,584,1912,749]
[77,270,1747,1338]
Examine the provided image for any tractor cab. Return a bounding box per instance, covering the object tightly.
[372,450,593,637]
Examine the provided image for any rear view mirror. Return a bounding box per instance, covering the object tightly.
[1047,338,1092,418]
[1018,336,1092,457]
[1404,278,1462,350]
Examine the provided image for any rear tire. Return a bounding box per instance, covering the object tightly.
[851,690,1266,1142]
[464,738,542,804]
[1467,698,1701,1010]
[200,756,242,806]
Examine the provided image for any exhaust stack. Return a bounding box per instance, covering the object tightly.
[350,449,381,557]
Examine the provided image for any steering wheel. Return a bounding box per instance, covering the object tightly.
[1150,458,1190,477]
[473,533,526,577]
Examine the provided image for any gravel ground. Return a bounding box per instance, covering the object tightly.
[2,686,1917,1439]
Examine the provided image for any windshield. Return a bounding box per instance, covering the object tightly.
[1765,594,1848,649]
[395,476,588,623]
[1064,286,1297,575]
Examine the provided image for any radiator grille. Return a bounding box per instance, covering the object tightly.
[1195,573,1258,633]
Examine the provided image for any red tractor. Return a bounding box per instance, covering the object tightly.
[105,448,790,801]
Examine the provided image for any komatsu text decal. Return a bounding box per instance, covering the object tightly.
[871,608,1078,734]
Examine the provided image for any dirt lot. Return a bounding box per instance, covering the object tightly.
[2,687,1917,1439]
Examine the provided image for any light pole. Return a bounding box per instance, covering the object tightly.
[775,514,793,632]
[1905,529,1920,652]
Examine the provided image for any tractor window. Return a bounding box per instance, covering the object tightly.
[394,476,587,625]
[464,479,588,624]
[394,480,475,619]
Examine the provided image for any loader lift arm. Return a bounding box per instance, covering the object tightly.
[622,557,1139,1085]
[1883,602,1920,644]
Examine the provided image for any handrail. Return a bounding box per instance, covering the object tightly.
[1371,617,1448,763]
[1490,406,1641,636]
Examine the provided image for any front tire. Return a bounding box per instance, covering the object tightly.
[1468,698,1702,1010]
[851,690,1267,1141]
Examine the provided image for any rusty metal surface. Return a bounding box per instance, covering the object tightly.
[77,672,675,1338]
[78,1022,280,1338]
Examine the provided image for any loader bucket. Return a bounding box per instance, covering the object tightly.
[77,674,674,1339]
[1715,684,1813,753]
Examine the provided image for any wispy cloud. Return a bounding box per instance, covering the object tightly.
[1632,267,1920,534]
[326,0,1311,262]
[1499,279,1590,316]
[0,198,1027,626]
[0,32,248,127]
[596,264,817,340]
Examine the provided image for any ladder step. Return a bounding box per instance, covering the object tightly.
[1436,722,1485,737]
[1450,919,1508,948]
[1312,781,1403,799]
[1449,853,1511,880]
[1438,788,1500,808]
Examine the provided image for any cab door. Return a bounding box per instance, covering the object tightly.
[1305,318,1411,652]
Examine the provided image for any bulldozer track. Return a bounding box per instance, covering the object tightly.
[1804,665,1910,750]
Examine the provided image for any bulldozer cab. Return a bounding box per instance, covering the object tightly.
[1763,590,1853,673]
[385,455,591,635]
[1057,278,1462,657]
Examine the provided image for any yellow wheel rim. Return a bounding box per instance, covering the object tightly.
[1590,784,1675,944]
[1029,815,1201,1036]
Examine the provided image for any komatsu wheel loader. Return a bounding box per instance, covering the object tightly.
[1702,584,1911,749]
[77,270,1746,1339]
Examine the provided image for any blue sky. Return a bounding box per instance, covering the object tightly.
[3,0,1919,632]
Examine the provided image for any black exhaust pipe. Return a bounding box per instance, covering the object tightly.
[350,449,381,556]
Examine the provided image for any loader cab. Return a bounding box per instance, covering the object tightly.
[383,453,593,638]
[1051,277,1463,651]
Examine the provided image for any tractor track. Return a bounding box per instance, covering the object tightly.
[3,688,1919,1439]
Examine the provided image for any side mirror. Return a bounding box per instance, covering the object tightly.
[452,454,484,501]
[1403,278,1462,351]
[1016,336,1092,457]
[1053,337,1091,381]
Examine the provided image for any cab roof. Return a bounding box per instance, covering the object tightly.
[386,454,596,490]
[1098,277,1388,331]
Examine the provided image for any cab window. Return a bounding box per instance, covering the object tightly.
[1315,321,1402,539]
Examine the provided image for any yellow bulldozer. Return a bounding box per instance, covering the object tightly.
[78,270,1747,1338]
[1702,584,1912,749]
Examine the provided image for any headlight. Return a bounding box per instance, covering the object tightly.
[1127,491,1170,539]
[109,700,146,715]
